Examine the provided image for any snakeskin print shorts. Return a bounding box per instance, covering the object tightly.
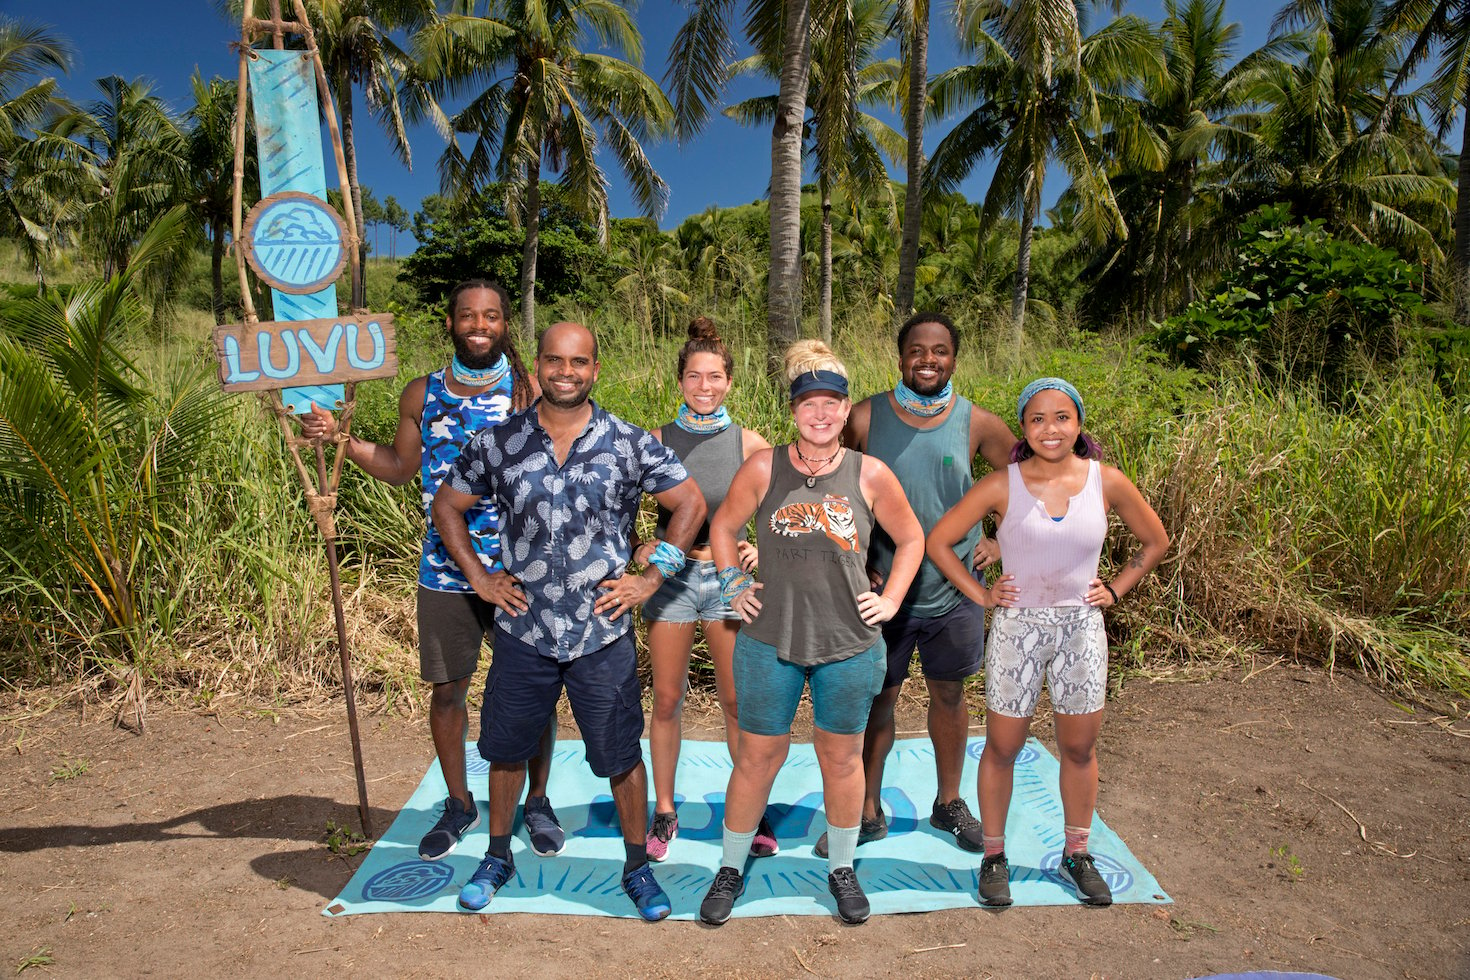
[986,605,1107,717]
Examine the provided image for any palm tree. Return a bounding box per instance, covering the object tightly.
[891,0,930,322]
[667,0,822,360]
[268,0,436,310]
[611,221,689,337]
[0,206,228,723]
[186,72,258,324]
[0,18,88,282]
[77,76,189,282]
[927,0,1156,346]
[1378,0,1470,319]
[1085,0,1254,318]
[1223,0,1451,270]
[416,0,674,343]
[724,0,904,342]
[676,204,763,310]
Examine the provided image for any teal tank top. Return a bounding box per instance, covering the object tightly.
[866,393,980,618]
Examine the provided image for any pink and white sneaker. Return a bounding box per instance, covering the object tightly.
[750,813,779,858]
[646,811,679,862]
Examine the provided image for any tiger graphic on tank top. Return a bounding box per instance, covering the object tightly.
[769,494,860,551]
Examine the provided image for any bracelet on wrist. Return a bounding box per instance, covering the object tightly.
[1104,583,1119,604]
[647,540,686,579]
[718,566,755,603]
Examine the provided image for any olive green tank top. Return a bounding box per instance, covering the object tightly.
[744,448,878,665]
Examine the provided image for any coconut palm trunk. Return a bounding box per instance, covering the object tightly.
[1011,196,1034,348]
[336,78,368,311]
[1457,114,1470,324]
[520,167,541,347]
[893,0,928,322]
[820,177,833,344]
[767,0,814,364]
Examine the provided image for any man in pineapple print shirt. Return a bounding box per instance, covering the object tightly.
[434,321,706,921]
[298,280,561,864]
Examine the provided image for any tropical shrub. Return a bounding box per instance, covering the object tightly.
[1154,205,1431,389]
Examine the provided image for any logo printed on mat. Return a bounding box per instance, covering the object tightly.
[1041,850,1133,896]
[969,740,1040,766]
[362,861,455,901]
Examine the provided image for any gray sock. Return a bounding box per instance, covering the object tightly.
[721,821,756,872]
[825,823,860,871]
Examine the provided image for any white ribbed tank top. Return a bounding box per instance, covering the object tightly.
[995,460,1106,607]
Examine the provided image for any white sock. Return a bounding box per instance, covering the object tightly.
[721,822,756,872]
[826,823,860,871]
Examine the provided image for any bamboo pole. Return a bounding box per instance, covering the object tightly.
[235,0,374,838]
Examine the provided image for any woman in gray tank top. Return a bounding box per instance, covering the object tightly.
[632,318,771,864]
[696,341,924,927]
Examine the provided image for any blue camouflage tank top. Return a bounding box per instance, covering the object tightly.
[419,368,513,591]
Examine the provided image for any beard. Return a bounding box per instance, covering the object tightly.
[904,372,949,397]
[452,331,508,369]
[540,380,592,409]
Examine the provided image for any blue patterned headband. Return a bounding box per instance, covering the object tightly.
[790,369,849,400]
[1017,377,1084,424]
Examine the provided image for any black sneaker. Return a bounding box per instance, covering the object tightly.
[930,797,984,852]
[523,796,565,857]
[977,852,1013,907]
[418,794,479,861]
[813,812,888,858]
[827,867,870,924]
[699,866,745,925]
[1059,851,1113,906]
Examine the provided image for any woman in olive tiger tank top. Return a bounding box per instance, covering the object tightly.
[696,341,924,927]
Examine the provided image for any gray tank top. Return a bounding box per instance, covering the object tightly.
[655,423,744,548]
[866,393,981,618]
[744,448,879,665]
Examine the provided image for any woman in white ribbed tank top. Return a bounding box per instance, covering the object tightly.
[926,379,1170,909]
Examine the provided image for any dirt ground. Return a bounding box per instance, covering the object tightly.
[1,663,1467,980]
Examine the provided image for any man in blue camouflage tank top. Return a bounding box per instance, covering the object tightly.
[300,281,563,863]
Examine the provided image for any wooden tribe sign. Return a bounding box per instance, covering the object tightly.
[213,314,398,392]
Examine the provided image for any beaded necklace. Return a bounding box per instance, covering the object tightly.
[450,353,509,389]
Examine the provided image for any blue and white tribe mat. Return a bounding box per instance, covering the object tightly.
[325,737,1170,919]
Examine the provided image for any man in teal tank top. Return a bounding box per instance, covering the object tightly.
[835,312,1015,854]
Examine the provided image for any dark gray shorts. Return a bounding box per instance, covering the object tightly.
[880,597,986,690]
[416,585,494,684]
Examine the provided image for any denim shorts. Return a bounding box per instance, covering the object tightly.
[478,628,644,778]
[733,632,886,736]
[642,559,739,623]
[880,596,986,689]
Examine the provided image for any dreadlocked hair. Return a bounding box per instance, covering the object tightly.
[506,334,534,410]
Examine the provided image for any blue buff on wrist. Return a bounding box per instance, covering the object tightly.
[648,540,687,579]
[717,566,754,603]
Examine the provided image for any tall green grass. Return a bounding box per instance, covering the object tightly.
[3,290,1466,712]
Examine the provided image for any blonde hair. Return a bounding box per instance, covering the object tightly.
[782,339,849,384]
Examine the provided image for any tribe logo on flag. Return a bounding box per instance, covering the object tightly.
[242,190,348,295]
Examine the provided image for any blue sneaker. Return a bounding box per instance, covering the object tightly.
[458,852,516,911]
[523,796,566,857]
[418,794,479,861]
[621,862,672,921]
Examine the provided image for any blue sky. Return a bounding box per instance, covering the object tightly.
[12,0,1284,250]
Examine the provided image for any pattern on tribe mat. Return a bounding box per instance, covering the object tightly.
[325,737,1170,919]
